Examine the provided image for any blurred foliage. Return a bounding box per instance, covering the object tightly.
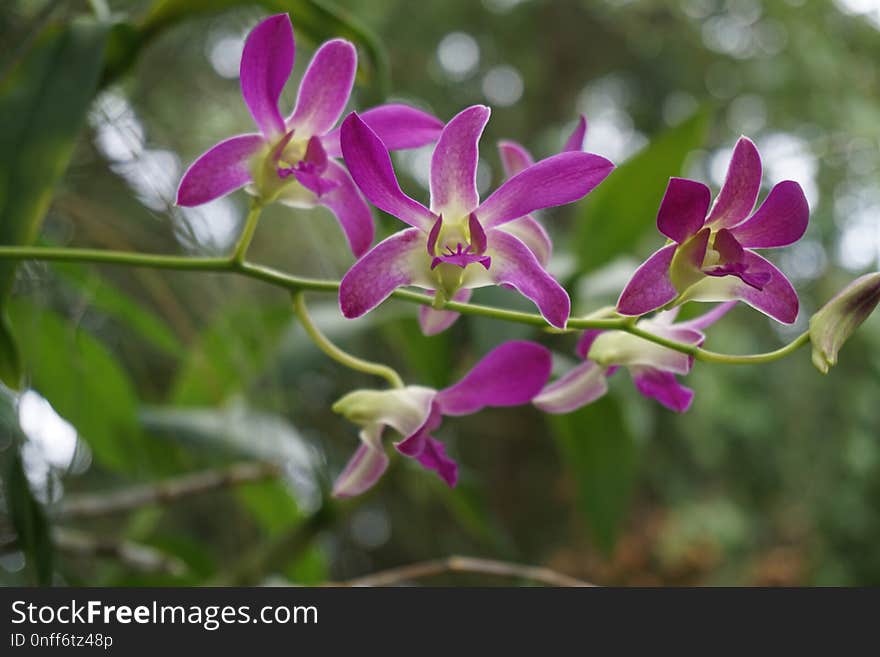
[1,0,879,587]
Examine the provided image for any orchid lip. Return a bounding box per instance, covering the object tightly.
[430,243,492,270]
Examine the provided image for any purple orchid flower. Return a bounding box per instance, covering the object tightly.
[418,115,588,335]
[332,340,552,497]
[175,14,443,257]
[337,106,614,328]
[534,302,734,414]
[617,137,809,323]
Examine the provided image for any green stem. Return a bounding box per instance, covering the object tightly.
[292,292,404,388]
[231,200,263,265]
[0,245,811,366]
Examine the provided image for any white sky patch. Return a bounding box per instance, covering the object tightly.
[177,197,242,253]
[758,132,819,207]
[482,65,524,107]
[578,75,646,163]
[437,32,480,80]
[90,91,145,162]
[834,0,880,28]
[834,181,880,271]
[207,30,246,79]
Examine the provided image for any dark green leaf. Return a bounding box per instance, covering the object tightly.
[547,396,639,553]
[0,19,108,388]
[52,262,184,358]
[571,109,711,279]
[171,304,293,405]
[3,445,54,585]
[9,300,156,474]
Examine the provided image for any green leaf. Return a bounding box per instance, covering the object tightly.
[52,262,184,358]
[571,109,711,279]
[0,20,108,389]
[171,304,293,405]
[547,396,639,553]
[9,300,157,475]
[106,0,389,99]
[380,317,452,388]
[3,444,54,586]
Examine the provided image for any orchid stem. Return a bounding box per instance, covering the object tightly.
[231,200,263,265]
[292,292,405,388]
[0,245,811,367]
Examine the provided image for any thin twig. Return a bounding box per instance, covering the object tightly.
[59,462,281,519]
[53,528,187,577]
[333,555,595,587]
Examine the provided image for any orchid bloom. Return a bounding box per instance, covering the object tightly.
[175,14,443,256]
[338,106,614,328]
[617,137,809,323]
[418,115,588,335]
[534,303,734,414]
[332,341,552,497]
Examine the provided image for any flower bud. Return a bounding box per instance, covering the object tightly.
[809,272,880,373]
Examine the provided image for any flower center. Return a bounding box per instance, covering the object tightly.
[427,213,491,271]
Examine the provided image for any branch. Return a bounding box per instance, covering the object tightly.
[332,555,595,587]
[0,245,812,364]
[59,462,280,519]
[53,528,187,577]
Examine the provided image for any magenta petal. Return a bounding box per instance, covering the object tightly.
[685,250,799,323]
[561,114,588,152]
[332,444,389,498]
[498,140,534,178]
[340,113,435,230]
[674,301,737,331]
[478,152,614,229]
[287,39,356,138]
[631,369,694,413]
[321,104,443,157]
[176,133,263,207]
[339,228,427,318]
[575,329,606,359]
[240,14,294,138]
[320,161,374,257]
[657,177,711,243]
[706,136,762,228]
[430,105,490,216]
[418,288,472,336]
[436,340,553,415]
[730,180,809,248]
[488,230,571,328]
[616,244,678,316]
[498,215,552,266]
[533,361,608,414]
[415,437,458,486]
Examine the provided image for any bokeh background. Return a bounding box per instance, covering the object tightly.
[2,0,879,586]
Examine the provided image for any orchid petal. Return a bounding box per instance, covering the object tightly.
[657,177,711,243]
[430,105,490,217]
[478,152,614,229]
[340,113,435,230]
[498,216,552,266]
[681,250,799,323]
[730,180,809,248]
[436,340,553,415]
[616,244,678,316]
[706,136,761,228]
[319,161,374,257]
[176,133,263,207]
[630,368,694,413]
[588,328,699,375]
[561,114,588,152]
[576,329,606,359]
[498,140,534,178]
[339,228,431,318]
[240,14,293,138]
[332,442,388,498]
[287,39,356,138]
[673,301,737,331]
[486,230,570,328]
[533,361,608,414]
[395,406,458,486]
[418,288,472,336]
[321,104,443,157]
